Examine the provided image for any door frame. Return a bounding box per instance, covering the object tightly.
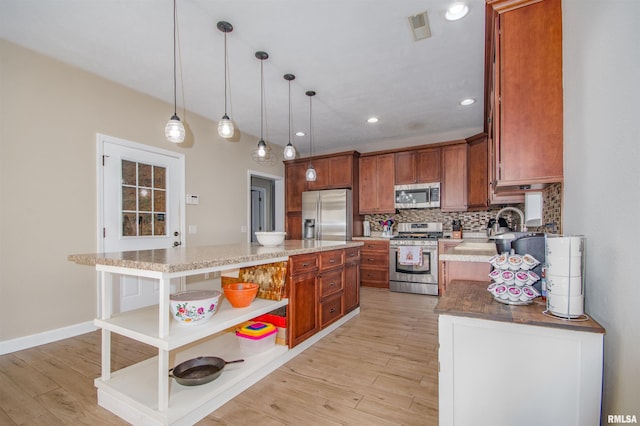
[247,170,284,243]
[95,134,185,314]
[96,133,186,253]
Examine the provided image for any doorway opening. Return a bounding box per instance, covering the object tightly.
[248,171,284,243]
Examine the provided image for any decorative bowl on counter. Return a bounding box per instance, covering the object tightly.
[222,282,260,308]
[255,231,286,247]
[170,290,222,325]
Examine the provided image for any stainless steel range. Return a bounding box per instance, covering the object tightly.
[389,222,443,295]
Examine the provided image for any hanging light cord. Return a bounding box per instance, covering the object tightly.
[223,30,228,115]
[288,80,292,143]
[172,0,178,116]
[309,94,313,158]
[260,59,264,140]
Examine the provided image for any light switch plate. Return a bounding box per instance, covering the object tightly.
[186,194,199,205]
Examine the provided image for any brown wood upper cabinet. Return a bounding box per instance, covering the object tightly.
[441,143,468,212]
[306,154,355,190]
[358,154,395,214]
[485,0,563,190]
[466,133,524,209]
[394,147,441,185]
[284,151,360,238]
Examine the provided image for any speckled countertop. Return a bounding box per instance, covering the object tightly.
[69,240,364,273]
[438,239,498,262]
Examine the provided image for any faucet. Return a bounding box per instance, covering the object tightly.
[494,206,526,233]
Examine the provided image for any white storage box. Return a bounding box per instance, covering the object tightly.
[236,322,277,354]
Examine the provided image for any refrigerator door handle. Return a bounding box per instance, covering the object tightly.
[317,197,321,240]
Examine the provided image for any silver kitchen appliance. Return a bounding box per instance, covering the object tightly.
[394,182,440,209]
[301,189,353,240]
[389,222,443,295]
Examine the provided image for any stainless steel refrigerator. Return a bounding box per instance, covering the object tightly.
[301,189,352,241]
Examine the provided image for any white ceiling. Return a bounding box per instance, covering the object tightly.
[1,0,485,155]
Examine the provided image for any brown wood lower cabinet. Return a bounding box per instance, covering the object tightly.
[288,247,361,347]
[360,240,389,288]
[344,247,360,313]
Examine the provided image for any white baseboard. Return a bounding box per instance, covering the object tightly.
[0,321,97,355]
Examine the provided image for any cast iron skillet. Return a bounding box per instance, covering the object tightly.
[169,356,244,386]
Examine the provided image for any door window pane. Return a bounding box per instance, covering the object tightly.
[121,160,167,237]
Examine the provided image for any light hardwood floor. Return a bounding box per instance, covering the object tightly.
[0,287,439,425]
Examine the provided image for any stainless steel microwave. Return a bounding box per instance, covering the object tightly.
[394,182,440,209]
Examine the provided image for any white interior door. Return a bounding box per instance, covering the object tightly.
[98,134,185,312]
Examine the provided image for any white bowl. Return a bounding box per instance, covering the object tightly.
[547,293,584,318]
[546,274,583,296]
[545,254,583,277]
[170,290,221,326]
[546,235,584,257]
[255,231,286,247]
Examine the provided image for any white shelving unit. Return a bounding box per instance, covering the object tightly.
[93,256,293,425]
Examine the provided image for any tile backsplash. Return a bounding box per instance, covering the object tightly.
[365,183,563,234]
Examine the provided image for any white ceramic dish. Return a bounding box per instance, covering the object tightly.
[547,293,584,318]
[546,274,583,296]
[545,254,583,277]
[254,231,286,247]
[546,235,584,257]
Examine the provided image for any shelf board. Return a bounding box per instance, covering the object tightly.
[95,298,288,350]
[95,332,289,425]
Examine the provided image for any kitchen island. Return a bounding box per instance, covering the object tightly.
[435,280,605,426]
[69,240,363,426]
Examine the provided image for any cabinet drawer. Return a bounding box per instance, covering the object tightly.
[290,253,319,275]
[361,251,388,267]
[319,268,344,299]
[345,247,361,262]
[320,293,344,328]
[361,240,389,252]
[319,249,344,270]
[361,267,388,281]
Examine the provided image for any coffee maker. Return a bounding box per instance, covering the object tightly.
[511,233,545,291]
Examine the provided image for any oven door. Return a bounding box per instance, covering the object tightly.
[389,245,437,284]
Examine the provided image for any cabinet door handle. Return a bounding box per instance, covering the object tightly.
[329,259,336,263]
[302,263,309,267]
[330,307,336,313]
[367,258,375,262]
[329,282,336,287]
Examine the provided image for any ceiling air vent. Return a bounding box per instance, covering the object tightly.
[408,11,431,41]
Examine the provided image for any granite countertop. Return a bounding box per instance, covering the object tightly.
[438,240,497,262]
[69,240,364,273]
[434,280,605,334]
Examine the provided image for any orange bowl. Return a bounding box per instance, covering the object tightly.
[222,283,259,308]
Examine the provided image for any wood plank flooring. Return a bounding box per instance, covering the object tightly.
[0,288,439,425]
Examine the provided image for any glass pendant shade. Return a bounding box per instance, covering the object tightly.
[218,114,234,138]
[165,114,185,143]
[284,142,296,160]
[257,139,267,157]
[305,164,317,181]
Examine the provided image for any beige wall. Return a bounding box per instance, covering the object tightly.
[563,0,640,418]
[0,40,284,341]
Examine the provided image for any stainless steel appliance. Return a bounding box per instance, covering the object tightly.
[301,189,352,240]
[389,222,443,295]
[394,182,440,209]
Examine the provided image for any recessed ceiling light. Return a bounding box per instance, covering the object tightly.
[367,117,379,123]
[445,2,469,21]
[295,131,306,137]
[459,98,476,106]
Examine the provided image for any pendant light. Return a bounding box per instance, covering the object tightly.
[305,90,317,181]
[283,74,297,160]
[217,21,234,138]
[250,51,276,165]
[165,0,185,143]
